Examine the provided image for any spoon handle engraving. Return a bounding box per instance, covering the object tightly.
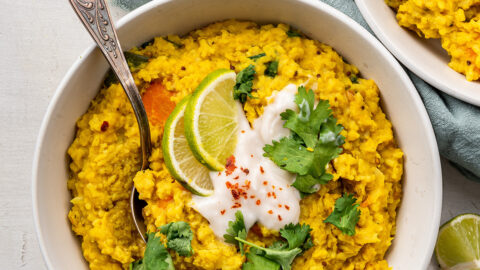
[68,0,151,171]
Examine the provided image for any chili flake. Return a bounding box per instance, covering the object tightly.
[100,121,109,132]
[256,200,261,205]
[278,215,282,221]
[220,209,226,215]
[263,181,268,186]
[260,166,264,174]
[268,210,273,214]
[225,155,237,176]
[285,205,290,210]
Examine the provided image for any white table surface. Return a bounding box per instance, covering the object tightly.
[1,0,479,269]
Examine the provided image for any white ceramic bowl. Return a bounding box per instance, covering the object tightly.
[356,0,480,106]
[32,0,442,269]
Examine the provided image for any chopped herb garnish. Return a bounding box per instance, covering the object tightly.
[164,37,184,48]
[223,210,248,255]
[233,65,256,103]
[264,60,279,78]
[248,53,266,61]
[350,75,359,84]
[236,223,313,270]
[286,29,302,38]
[124,51,150,70]
[140,38,155,49]
[263,87,345,194]
[130,232,174,270]
[160,221,194,257]
[324,193,361,236]
[104,51,150,87]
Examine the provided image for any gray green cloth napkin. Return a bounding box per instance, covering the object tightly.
[321,0,480,182]
[113,0,480,181]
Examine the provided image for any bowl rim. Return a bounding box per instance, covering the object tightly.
[32,0,442,269]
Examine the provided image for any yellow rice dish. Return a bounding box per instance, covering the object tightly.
[67,20,403,270]
[386,0,480,81]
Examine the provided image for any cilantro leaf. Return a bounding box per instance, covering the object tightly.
[248,53,266,61]
[237,223,313,270]
[130,232,174,270]
[280,223,313,250]
[264,60,279,78]
[160,221,194,257]
[324,193,361,236]
[223,210,247,255]
[263,137,314,175]
[263,87,345,194]
[286,29,302,37]
[243,249,280,270]
[281,87,331,148]
[234,65,256,103]
[350,75,359,84]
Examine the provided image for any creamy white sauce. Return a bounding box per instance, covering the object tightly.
[191,84,302,238]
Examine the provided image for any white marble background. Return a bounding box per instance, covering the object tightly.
[0,0,479,269]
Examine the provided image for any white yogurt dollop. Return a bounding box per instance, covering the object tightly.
[191,84,301,238]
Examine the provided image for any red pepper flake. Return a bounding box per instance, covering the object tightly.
[272,192,277,199]
[220,209,226,215]
[278,204,282,208]
[233,176,239,180]
[285,205,290,210]
[231,202,242,209]
[263,181,268,186]
[218,172,221,176]
[278,215,282,221]
[250,195,256,199]
[242,180,251,189]
[100,121,109,132]
[260,166,264,174]
[225,155,237,176]
[242,168,250,175]
[251,154,253,158]
[267,192,271,198]
[268,210,273,214]
[256,200,261,205]
[241,130,245,133]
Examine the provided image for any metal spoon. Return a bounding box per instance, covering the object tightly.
[69,0,149,243]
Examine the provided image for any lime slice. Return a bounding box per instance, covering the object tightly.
[184,69,238,171]
[162,96,213,196]
[435,214,480,269]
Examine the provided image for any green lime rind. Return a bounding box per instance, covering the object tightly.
[435,213,480,269]
[161,95,213,196]
[184,69,238,171]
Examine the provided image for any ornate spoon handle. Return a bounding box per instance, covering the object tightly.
[68,0,151,171]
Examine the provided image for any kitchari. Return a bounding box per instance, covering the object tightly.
[386,0,480,81]
[67,20,403,270]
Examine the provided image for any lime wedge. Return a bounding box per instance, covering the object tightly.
[435,214,480,269]
[184,69,238,171]
[162,96,213,196]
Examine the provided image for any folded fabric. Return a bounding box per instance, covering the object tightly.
[321,0,480,181]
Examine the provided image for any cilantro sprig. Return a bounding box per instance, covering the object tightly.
[233,65,256,103]
[235,222,313,270]
[223,210,248,254]
[160,221,194,257]
[324,193,361,236]
[263,86,345,194]
[130,221,194,270]
[130,232,174,270]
